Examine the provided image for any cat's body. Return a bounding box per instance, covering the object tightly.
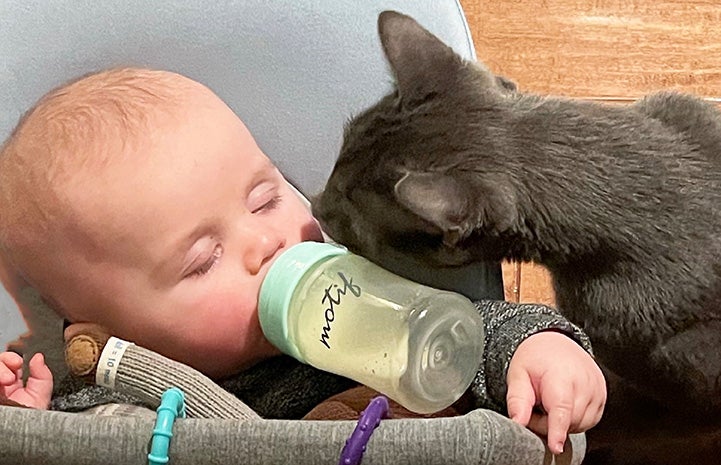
[313,11,721,462]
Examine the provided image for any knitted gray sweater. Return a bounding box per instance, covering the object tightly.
[51,299,592,418]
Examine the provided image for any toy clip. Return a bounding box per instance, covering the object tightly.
[148,387,186,465]
[338,395,390,465]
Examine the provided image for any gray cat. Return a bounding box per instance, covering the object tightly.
[313,10,721,462]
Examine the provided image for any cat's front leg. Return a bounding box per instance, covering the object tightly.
[584,321,721,464]
[648,318,721,417]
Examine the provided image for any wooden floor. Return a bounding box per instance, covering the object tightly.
[459,0,721,305]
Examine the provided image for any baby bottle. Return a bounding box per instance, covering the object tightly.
[258,241,484,414]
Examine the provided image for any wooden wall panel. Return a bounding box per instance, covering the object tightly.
[460,0,721,99]
[459,0,721,305]
[502,261,557,306]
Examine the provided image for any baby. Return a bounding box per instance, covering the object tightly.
[0,68,605,454]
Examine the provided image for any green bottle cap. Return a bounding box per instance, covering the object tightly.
[258,241,347,360]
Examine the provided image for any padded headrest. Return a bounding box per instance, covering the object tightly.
[1,0,476,195]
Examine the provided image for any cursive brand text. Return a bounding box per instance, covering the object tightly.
[319,272,361,349]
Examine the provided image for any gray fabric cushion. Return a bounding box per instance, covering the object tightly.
[0,406,587,465]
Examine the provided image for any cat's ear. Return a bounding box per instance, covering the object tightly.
[394,171,517,247]
[377,11,466,101]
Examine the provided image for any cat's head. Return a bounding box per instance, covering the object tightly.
[313,10,519,267]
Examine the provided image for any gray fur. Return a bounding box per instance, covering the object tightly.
[313,9,721,444]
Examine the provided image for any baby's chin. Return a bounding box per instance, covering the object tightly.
[216,326,286,376]
[198,352,267,380]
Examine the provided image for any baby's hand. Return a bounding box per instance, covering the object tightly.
[0,351,53,409]
[505,331,606,455]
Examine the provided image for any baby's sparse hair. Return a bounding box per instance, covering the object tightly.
[0,67,197,285]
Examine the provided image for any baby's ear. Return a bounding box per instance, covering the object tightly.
[377,11,465,102]
[393,171,517,247]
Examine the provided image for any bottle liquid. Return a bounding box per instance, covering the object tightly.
[258,241,484,414]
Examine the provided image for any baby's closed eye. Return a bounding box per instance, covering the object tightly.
[247,181,282,214]
[251,195,282,214]
[185,242,223,278]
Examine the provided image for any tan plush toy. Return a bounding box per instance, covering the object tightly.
[64,323,260,420]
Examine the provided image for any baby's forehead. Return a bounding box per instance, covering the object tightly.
[8,68,260,227]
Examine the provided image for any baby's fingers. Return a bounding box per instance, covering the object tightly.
[571,397,605,433]
[25,353,53,400]
[535,379,574,455]
[0,352,23,386]
[505,366,536,426]
[563,373,606,434]
[27,353,51,379]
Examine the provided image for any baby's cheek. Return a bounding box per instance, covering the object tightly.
[292,209,323,243]
[182,293,263,365]
[190,295,257,344]
[281,192,323,242]
[302,217,324,242]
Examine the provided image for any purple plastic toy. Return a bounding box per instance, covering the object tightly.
[338,395,391,465]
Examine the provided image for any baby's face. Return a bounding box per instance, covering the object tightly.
[49,87,322,377]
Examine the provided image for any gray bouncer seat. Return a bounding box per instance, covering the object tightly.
[0,1,585,463]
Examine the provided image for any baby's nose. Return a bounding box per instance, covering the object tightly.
[242,228,284,275]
